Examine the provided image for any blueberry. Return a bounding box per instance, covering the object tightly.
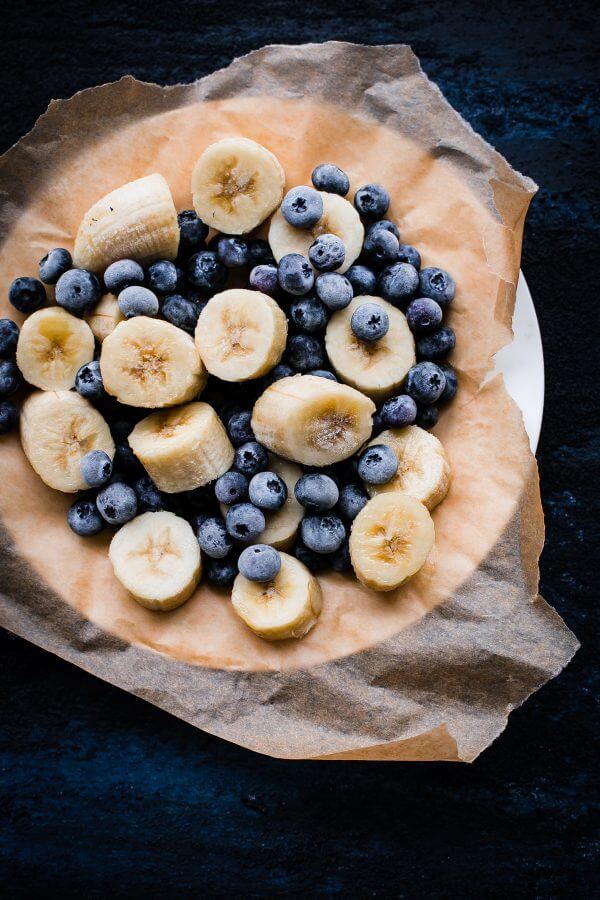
[0,359,22,397]
[315,272,353,310]
[132,474,165,512]
[289,295,328,333]
[397,245,421,269]
[80,449,112,488]
[117,285,159,318]
[103,259,144,295]
[146,260,178,295]
[38,248,72,285]
[346,264,377,297]
[216,236,250,268]
[309,369,337,381]
[415,404,440,429]
[357,444,398,485]
[215,470,249,505]
[56,269,101,314]
[162,294,200,333]
[278,254,314,295]
[378,263,419,305]
[247,238,274,266]
[96,482,138,525]
[234,441,269,477]
[188,251,228,293]
[114,441,141,473]
[249,471,287,511]
[293,539,329,573]
[249,264,279,296]
[75,360,104,401]
[196,515,233,558]
[337,484,368,522]
[177,210,208,257]
[354,184,390,221]
[205,553,238,587]
[308,234,345,272]
[380,394,418,428]
[406,297,443,334]
[362,228,400,266]
[8,277,46,314]
[67,499,104,537]
[281,186,323,229]
[351,302,390,342]
[287,334,324,372]
[0,319,19,358]
[330,539,352,573]
[417,325,456,361]
[367,219,400,240]
[438,363,458,401]
[238,544,282,582]
[371,409,385,436]
[0,400,19,434]
[418,267,455,308]
[301,514,346,555]
[405,362,446,404]
[225,503,265,542]
[311,163,349,196]
[227,410,255,447]
[263,362,295,386]
[294,473,339,511]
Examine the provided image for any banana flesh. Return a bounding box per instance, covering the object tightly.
[365,426,451,510]
[16,307,95,391]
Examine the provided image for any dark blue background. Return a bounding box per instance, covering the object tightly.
[1,2,598,896]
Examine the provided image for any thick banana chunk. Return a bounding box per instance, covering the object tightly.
[252,374,375,466]
[129,402,234,493]
[101,317,206,408]
[325,296,416,402]
[231,552,322,641]
[85,293,124,343]
[20,390,114,492]
[73,174,179,273]
[195,289,287,382]
[269,192,364,274]
[109,511,201,611]
[192,138,285,234]
[349,493,434,592]
[366,426,451,510]
[16,307,95,391]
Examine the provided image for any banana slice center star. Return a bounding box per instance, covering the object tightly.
[309,411,355,451]
[220,317,255,359]
[131,529,182,575]
[126,342,168,383]
[214,162,256,211]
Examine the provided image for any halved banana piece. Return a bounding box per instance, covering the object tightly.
[252,374,375,466]
[268,192,364,274]
[349,493,434,592]
[20,390,114,492]
[129,402,234,493]
[365,426,451,510]
[16,307,95,391]
[195,289,287,382]
[325,296,416,402]
[192,138,285,234]
[101,317,206,408]
[85,293,124,343]
[231,552,322,641]
[73,174,179,273]
[109,511,201,611]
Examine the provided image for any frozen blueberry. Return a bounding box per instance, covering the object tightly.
[309,369,337,381]
[311,163,349,196]
[308,234,345,272]
[278,254,314,295]
[177,210,209,258]
[416,404,439,429]
[146,260,178,295]
[56,269,101,315]
[405,362,446,404]
[247,238,274,266]
[354,184,390,222]
[196,515,233,559]
[330,539,352,573]
[380,394,418,428]
[0,319,19,358]
[238,544,282,582]
[351,302,390,342]
[67,499,104,537]
[216,236,250,269]
[162,294,200,333]
[249,471,287,511]
[0,400,19,434]
[103,259,144,295]
[397,244,421,269]
[263,362,294,386]
[249,264,279,296]
[294,473,339,511]
[315,272,353,310]
[80,449,112,488]
[378,262,419,306]
[281,186,323,229]
[75,360,104,401]
[417,325,456,361]
[418,267,455,308]
[215,470,249,505]
[289,295,328,333]
[406,297,443,334]
[117,285,159,318]
[96,482,138,525]
[287,333,325,372]
[293,539,329,573]
[371,409,385,437]
[357,444,398,485]
[362,228,400,267]
[225,503,266,542]
[205,553,238,587]
[132,474,165,512]
[301,514,346,555]
[0,359,22,398]
[227,410,255,447]
[234,441,269,477]
[367,219,400,240]
[188,251,228,293]
[438,363,458,402]
[8,277,46,314]
[346,264,377,296]
[337,483,368,522]
[38,248,72,285]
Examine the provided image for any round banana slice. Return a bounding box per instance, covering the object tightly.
[268,192,364,274]
[252,374,375,466]
[73,173,179,273]
[129,402,234,493]
[85,293,124,343]
[100,317,207,408]
[195,289,287,382]
[20,390,115,493]
[349,493,435,592]
[325,296,416,402]
[16,307,95,391]
[365,426,451,510]
[192,138,285,234]
[231,552,322,641]
[109,511,201,611]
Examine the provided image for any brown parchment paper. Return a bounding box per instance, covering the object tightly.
[0,43,578,760]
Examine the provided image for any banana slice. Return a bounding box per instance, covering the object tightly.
[100,317,206,408]
[252,374,375,466]
[192,138,285,234]
[85,293,124,343]
[349,493,434,592]
[128,402,234,493]
[269,192,364,274]
[365,426,451,510]
[73,174,179,273]
[20,390,115,492]
[109,511,201,611]
[231,552,322,641]
[16,307,95,391]
[325,296,416,402]
[195,289,287,382]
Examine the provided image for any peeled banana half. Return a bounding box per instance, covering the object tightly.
[366,426,451,510]
[16,307,95,392]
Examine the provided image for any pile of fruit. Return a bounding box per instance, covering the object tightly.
[0,137,456,641]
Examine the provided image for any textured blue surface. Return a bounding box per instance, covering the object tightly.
[1,2,598,895]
